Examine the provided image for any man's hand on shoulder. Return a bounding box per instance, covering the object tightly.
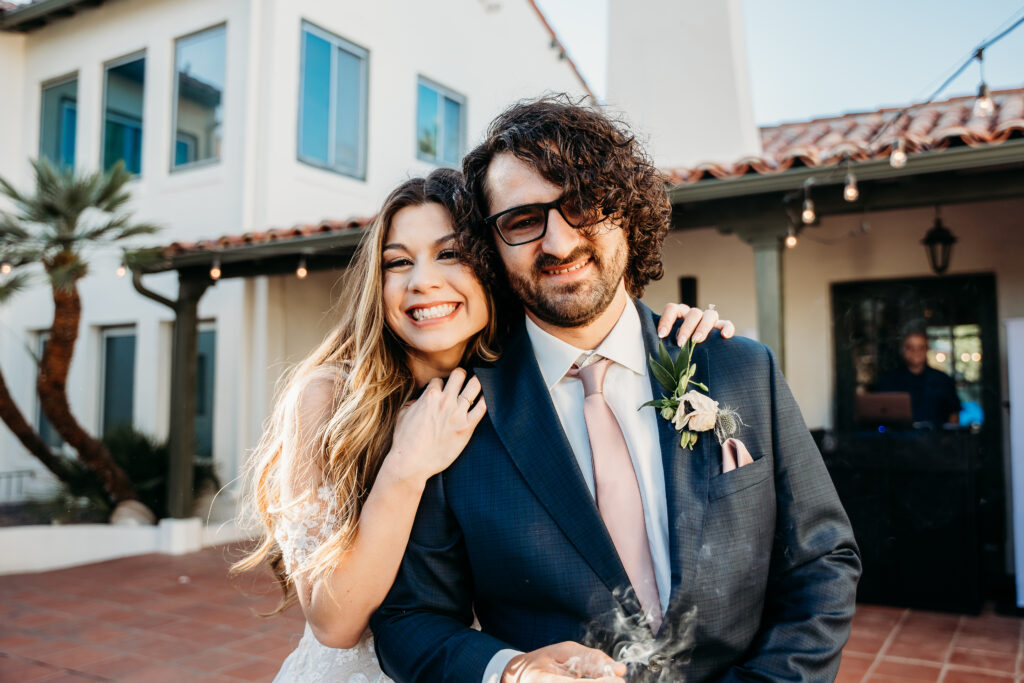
[501,642,626,682]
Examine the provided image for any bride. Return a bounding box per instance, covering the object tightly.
[235,168,732,682]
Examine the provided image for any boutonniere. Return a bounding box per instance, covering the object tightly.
[641,340,742,450]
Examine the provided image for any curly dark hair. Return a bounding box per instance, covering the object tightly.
[459,94,671,298]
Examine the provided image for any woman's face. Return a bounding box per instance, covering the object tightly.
[382,202,489,363]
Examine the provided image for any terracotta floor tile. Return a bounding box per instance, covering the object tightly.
[942,670,1015,682]
[955,632,1020,654]
[884,638,950,663]
[846,629,891,655]
[836,652,873,682]
[218,657,282,681]
[40,644,119,670]
[873,657,942,681]
[948,647,1017,673]
[0,654,63,681]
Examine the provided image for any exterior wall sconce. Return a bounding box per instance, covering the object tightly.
[922,207,957,275]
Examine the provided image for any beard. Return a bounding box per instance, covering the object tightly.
[505,238,628,328]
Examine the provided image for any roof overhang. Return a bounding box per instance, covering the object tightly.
[140,226,369,280]
[0,0,106,32]
[669,139,1024,231]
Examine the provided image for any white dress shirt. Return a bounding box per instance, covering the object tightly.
[483,299,670,682]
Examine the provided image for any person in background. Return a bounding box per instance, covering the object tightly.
[878,331,961,427]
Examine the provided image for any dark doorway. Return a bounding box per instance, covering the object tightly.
[830,273,1004,611]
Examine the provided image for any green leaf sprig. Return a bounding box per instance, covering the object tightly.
[641,340,708,449]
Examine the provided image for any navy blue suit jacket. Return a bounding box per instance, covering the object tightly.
[371,302,860,682]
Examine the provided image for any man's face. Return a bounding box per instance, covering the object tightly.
[484,152,628,328]
[902,334,928,373]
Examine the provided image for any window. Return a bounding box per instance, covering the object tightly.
[100,327,136,436]
[103,55,146,174]
[34,333,62,450]
[195,325,216,461]
[39,76,77,168]
[172,25,226,169]
[298,22,368,178]
[416,79,465,165]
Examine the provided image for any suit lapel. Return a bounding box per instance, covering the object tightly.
[637,303,712,623]
[474,322,631,598]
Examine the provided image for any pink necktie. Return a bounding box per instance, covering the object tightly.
[568,357,663,633]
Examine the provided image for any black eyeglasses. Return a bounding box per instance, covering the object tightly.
[484,195,602,246]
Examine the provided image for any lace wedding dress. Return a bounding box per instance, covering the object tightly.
[269,368,393,683]
[272,483,393,683]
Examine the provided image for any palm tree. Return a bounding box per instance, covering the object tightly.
[0,158,160,506]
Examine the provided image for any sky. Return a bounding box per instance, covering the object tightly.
[534,0,1024,126]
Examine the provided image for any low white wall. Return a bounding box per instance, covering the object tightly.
[0,516,254,575]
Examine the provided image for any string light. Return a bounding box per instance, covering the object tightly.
[0,261,11,275]
[974,83,994,118]
[973,48,995,118]
[890,138,907,169]
[801,197,816,225]
[116,261,127,278]
[843,168,859,202]
[785,226,798,248]
[296,257,308,279]
[209,258,222,281]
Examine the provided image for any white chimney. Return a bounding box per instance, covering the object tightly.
[605,0,761,169]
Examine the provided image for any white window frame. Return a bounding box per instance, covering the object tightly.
[297,20,369,179]
[39,72,78,169]
[98,325,137,435]
[170,23,227,172]
[101,51,147,176]
[415,77,466,167]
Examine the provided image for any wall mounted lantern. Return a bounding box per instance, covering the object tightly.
[922,207,957,275]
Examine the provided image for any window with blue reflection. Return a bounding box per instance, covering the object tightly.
[298,23,367,177]
[101,329,136,436]
[416,79,465,166]
[40,77,78,168]
[173,25,226,169]
[103,56,146,174]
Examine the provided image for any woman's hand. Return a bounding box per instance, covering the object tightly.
[657,303,735,344]
[388,368,487,485]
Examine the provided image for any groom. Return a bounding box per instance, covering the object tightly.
[371,97,860,682]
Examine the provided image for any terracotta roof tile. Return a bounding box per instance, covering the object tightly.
[665,87,1024,185]
[162,216,373,258]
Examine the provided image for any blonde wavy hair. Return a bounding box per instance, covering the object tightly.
[234,169,499,612]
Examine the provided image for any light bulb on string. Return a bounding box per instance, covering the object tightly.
[890,138,907,169]
[801,197,816,225]
[296,257,308,279]
[116,262,127,278]
[844,169,859,202]
[1,261,11,275]
[785,227,798,249]
[973,83,994,118]
[972,48,995,118]
[209,258,222,281]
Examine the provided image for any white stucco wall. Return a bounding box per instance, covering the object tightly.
[605,0,761,169]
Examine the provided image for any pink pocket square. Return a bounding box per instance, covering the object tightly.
[721,438,754,474]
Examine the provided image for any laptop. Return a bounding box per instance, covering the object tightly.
[855,392,913,427]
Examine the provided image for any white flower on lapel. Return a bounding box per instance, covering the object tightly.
[673,390,719,432]
[642,340,743,450]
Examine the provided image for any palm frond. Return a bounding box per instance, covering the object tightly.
[46,256,88,291]
[0,174,27,206]
[0,158,162,267]
[113,224,161,241]
[0,272,32,305]
[0,213,30,241]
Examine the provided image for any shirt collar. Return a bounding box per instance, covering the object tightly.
[524,298,647,391]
